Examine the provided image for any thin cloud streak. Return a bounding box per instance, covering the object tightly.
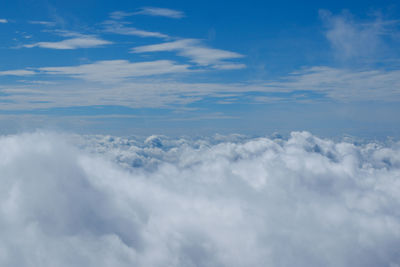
[39,60,190,82]
[0,70,36,76]
[23,35,112,50]
[132,39,245,68]
[109,7,184,20]
[28,20,57,27]
[104,21,169,39]
[134,7,185,19]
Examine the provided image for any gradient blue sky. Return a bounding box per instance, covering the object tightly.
[1,0,400,137]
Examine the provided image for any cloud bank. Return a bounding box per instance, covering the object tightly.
[0,131,399,266]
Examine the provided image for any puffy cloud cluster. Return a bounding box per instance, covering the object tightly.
[0,131,400,266]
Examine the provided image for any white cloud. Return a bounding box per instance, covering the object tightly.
[213,63,247,70]
[319,10,400,60]
[39,60,190,82]
[263,66,400,101]
[28,20,56,27]
[0,70,36,76]
[0,19,8,23]
[132,39,245,68]
[104,21,169,39]
[135,7,185,19]
[23,35,112,49]
[109,11,135,20]
[0,131,399,266]
[1,65,400,110]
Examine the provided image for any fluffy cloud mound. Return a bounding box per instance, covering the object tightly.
[0,132,400,266]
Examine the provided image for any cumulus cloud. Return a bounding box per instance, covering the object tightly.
[0,19,8,23]
[0,131,399,266]
[134,7,185,19]
[132,39,245,68]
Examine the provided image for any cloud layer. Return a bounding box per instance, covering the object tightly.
[0,131,399,266]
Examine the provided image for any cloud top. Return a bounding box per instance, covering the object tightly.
[0,131,399,266]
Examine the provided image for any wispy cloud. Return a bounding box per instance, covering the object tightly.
[23,33,112,49]
[104,21,169,39]
[0,19,8,23]
[109,11,135,20]
[0,70,36,76]
[132,39,245,69]
[2,65,400,110]
[109,7,184,20]
[263,66,400,101]
[28,20,56,27]
[134,7,185,19]
[319,10,400,61]
[39,60,190,82]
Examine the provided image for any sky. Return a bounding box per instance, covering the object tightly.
[1,0,400,137]
[1,2,400,265]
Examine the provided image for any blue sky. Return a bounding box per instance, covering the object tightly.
[1,0,400,137]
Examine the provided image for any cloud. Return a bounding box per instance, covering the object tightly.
[104,21,169,39]
[0,19,7,23]
[0,70,36,76]
[109,11,135,20]
[132,39,245,68]
[23,34,112,49]
[109,8,184,20]
[134,7,185,19]
[28,20,56,27]
[319,10,400,61]
[39,60,190,82]
[0,131,399,266]
[263,66,400,101]
[1,64,400,111]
